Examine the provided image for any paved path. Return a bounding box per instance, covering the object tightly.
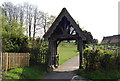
[40,55,91,81]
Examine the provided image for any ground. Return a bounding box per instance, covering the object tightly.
[41,55,90,81]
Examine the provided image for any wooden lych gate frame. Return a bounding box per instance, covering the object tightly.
[43,8,87,70]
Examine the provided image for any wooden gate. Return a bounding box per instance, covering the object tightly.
[43,8,87,71]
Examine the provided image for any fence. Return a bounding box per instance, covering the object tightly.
[1,53,30,71]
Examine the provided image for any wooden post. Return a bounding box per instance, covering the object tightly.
[15,53,17,67]
[48,38,59,71]
[12,53,14,68]
[51,40,54,68]
[8,53,11,69]
[18,53,20,67]
[27,53,30,66]
[47,39,53,71]
[5,53,8,72]
[77,38,83,69]
[0,53,2,72]
[54,40,58,68]
[52,40,55,68]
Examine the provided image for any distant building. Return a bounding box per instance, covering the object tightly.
[101,34,120,47]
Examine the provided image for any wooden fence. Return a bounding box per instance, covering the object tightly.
[0,53,29,71]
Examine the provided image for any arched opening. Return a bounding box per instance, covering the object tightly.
[57,40,79,66]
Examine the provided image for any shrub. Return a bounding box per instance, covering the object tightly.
[83,46,120,71]
[83,48,101,70]
[2,36,29,53]
[100,53,112,70]
[1,17,28,53]
[29,38,49,67]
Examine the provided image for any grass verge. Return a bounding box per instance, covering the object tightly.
[58,42,79,64]
[3,66,46,80]
[78,69,120,80]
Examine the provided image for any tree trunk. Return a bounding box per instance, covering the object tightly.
[33,8,37,39]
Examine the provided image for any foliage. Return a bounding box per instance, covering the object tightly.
[1,2,56,37]
[30,41,79,66]
[29,38,49,66]
[1,17,25,38]
[80,44,120,80]
[3,66,46,80]
[78,44,120,81]
[1,15,49,66]
[2,37,29,52]
[83,48,100,70]
[83,30,93,44]
[82,30,98,44]
[92,39,98,44]
[1,16,29,52]
[83,45,120,71]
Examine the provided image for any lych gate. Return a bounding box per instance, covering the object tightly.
[43,8,87,70]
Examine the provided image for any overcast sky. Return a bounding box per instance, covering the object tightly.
[0,0,119,42]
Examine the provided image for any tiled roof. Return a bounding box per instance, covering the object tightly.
[101,34,120,44]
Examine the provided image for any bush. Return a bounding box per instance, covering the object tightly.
[100,53,112,70]
[2,36,49,68]
[2,36,29,53]
[29,38,49,67]
[83,48,101,70]
[1,17,28,53]
[83,46,120,71]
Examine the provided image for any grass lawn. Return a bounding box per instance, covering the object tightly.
[3,66,46,80]
[78,69,120,80]
[58,42,79,64]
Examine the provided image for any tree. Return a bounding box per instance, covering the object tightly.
[1,2,56,39]
[92,39,98,45]
[33,7,37,39]
[2,2,24,26]
[40,13,56,34]
[1,16,29,52]
[40,12,48,34]
[82,29,98,44]
[48,15,56,28]
[19,5,24,27]
[83,30,93,44]
[1,16,25,38]
[26,3,34,38]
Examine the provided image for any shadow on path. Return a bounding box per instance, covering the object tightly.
[40,55,91,81]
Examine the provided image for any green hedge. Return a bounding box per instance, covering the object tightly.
[83,47,120,71]
[2,36,29,53]
[2,37,49,67]
[29,38,49,67]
